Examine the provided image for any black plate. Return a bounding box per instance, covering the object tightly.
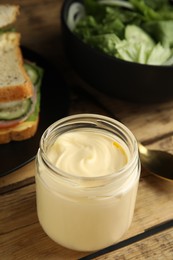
[0,47,69,177]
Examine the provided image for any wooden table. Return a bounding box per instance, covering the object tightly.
[1,1,173,259]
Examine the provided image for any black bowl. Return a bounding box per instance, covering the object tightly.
[61,0,173,102]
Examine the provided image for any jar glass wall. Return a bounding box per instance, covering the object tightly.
[35,114,141,252]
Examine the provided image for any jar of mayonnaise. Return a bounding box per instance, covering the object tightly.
[36,114,140,252]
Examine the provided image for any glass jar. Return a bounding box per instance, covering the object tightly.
[35,114,141,252]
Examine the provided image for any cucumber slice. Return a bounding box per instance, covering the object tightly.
[0,99,31,120]
[116,40,151,64]
[125,25,154,46]
[147,43,171,65]
[24,63,39,85]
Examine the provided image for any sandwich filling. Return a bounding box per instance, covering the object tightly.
[0,62,43,129]
[0,99,32,120]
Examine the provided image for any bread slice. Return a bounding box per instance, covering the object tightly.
[0,32,34,102]
[0,4,19,29]
[0,119,39,144]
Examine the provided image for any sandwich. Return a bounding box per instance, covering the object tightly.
[0,5,43,144]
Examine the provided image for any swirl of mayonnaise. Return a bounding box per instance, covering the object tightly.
[47,130,128,177]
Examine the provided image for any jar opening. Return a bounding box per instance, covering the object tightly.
[39,114,139,188]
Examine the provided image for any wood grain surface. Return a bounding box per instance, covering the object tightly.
[94,227,173,260]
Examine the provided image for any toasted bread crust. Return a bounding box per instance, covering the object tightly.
[0,82,33,102]
[0,119,39,144]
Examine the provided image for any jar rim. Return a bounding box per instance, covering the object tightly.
[39,114,139,183]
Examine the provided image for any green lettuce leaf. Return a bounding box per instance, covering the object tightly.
[73,0,173,65]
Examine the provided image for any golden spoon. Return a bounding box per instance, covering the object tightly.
[138,142,173,182]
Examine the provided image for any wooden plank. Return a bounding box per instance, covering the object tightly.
[126,175,173,237]
[93,227,173,260]
[0,160,35,194]
[1,174,173,259]
[0,222,88,260]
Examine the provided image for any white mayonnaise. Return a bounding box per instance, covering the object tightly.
[47,129,128,177]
